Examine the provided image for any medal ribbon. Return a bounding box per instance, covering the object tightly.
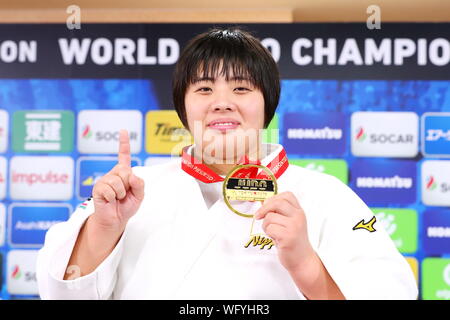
[181,145,289,183]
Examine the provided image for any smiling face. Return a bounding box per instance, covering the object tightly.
[184,69,265,164]
[172,28,281,168]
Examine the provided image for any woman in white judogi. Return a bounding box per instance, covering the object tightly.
[36,28,418,300]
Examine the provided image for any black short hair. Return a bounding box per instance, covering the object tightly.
[172,27,280,130]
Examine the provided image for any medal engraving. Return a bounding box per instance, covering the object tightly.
[225,178,275,202]
[223,164,277,218]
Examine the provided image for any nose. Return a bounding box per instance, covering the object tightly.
[212,102,235,112]
[210,92,236,113]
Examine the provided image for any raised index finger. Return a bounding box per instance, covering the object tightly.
[118,129,131,167]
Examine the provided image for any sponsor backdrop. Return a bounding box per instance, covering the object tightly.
[0,23,449,300]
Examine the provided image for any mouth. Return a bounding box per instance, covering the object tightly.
[206,119,241,132]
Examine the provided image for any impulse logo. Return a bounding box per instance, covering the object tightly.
[11,171,69,186]
[422,160,450,206]
[352,159,416,205]
[422,113,450,157]
[9,156,74,200]
[351,112,418,158]
[283,112,346,156]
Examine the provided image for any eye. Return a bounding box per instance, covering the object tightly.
[234,87,251,92]
[196,87,212,93]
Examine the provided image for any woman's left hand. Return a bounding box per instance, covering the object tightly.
[255,191,316,274]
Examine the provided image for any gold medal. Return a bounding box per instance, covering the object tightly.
[222,164,277,218]
[222,164,277,249]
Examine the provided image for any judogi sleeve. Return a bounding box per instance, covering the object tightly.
[314,175,418,300]
[36,195,125,300]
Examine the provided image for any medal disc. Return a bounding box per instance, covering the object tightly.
[222,164,278,218]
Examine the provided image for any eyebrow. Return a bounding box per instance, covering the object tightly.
[191,76,252,84]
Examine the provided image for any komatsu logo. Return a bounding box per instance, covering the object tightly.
[356,175,413,189]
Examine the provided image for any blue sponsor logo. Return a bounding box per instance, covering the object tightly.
[282,112,346,156]
[77,157,140,199]
[423,210,450,255]
[9,204,71,247]
[351,159,416,205]
[422,113,450,157]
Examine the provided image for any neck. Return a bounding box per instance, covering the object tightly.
[193,143,263,176]
[205,163,237,176]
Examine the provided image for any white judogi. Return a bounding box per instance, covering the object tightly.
[36,144,418,300]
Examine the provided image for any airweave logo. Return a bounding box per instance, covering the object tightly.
[283,112,346,156]
[421,160,450,206]
[351,160,416,205]
[78,110,142,154]
[422,113,450,158]
[351,112,418,158]
[424,210,450,256]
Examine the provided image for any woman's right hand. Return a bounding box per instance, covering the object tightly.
[90,129,145,233]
